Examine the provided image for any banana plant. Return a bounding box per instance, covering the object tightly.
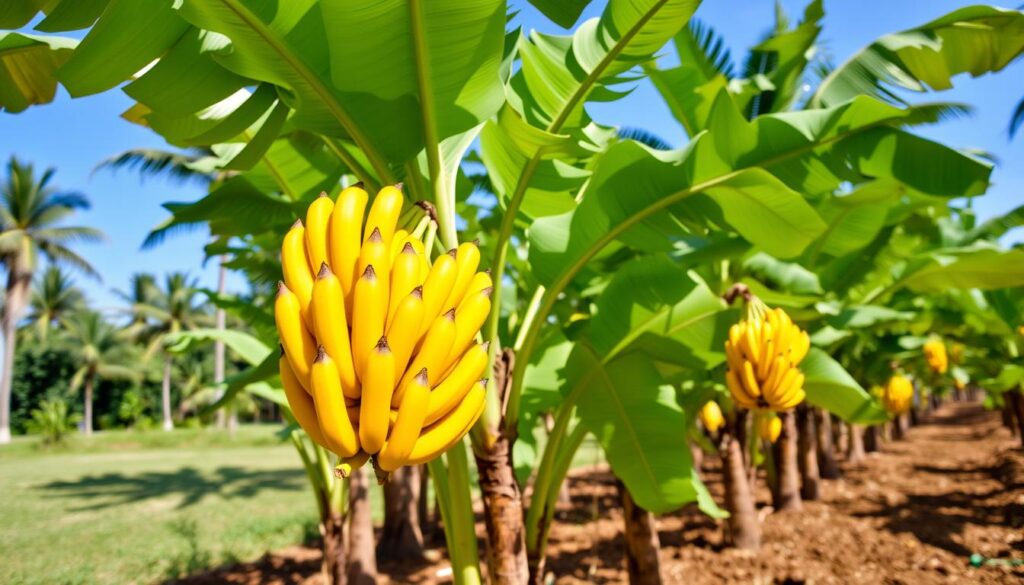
[4,1,1024,583]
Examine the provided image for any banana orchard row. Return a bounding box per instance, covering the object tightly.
[276,185,491,478]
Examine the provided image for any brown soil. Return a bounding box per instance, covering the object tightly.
[171,401,1024,584]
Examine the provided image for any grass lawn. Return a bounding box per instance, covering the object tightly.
[0,425,320,585]
[0,424,609,585]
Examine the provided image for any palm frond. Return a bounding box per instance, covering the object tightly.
[96,148,215,185]
[617,127,673,150]
[900,102,975,127]
[1009,95,1024,139]
[678,19,734,80]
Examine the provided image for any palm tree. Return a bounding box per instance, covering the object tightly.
[130,272,209,431]
[27,265,84,341]
[0,157,102,444]
[62,310,137,436]
[114,272,158,334]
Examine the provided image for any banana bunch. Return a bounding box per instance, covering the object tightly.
[276,184,492,480]
[724,306,810,412]
[757,413,782,443]
[882,375,913,414]
[953,377,966,392]
[922,339,948,374]
[699,401,724,434]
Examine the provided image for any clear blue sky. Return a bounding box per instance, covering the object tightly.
[2,0,1021,311]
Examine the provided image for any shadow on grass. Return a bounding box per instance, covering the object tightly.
[37,466,305,511]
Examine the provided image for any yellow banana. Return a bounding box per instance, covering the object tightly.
[386,287,425,380]
[758,414,782,443]
[377,369,431,472]
[406,381,486,465]
[305,193,334,273]
[395,310,455,407]
[358,337,395,454]
[389,229,409,261]
[388,242,422,329]
[282,220,314,329]
[425,342,488,425]
[363,185,404,249]
[328,184,369,319]
[335,451,371,479]
[357,227,391,286]
[419,253,458,337]
[756,322,773,380]
[444,242,481,311]
[311,264,359,398]
[726,369,758,409]
[699,401,724,434]
[310,347,360,457]
[352,265,387,380]
[458,271,493,312]
[276,282,316,391]
[741,360,762,399]
[279,351,327,447]
[443,287,491,373]
[777,373,806,410]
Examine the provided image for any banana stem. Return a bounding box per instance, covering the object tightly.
[525,392,582,557]
[428,458,456,560]
[445,441,483,585]
[534,422,586,566]
[291,431,330,521]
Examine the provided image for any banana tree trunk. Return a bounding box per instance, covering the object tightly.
[1009,389,1024,448]
[616,478,663,585]
[864,424,879,452]
[772,410,801,512]
[348,467,377,585]
[322,507,348,585]
[161,357,174,431]
[380,464,426,560]
[475,349,529,585]
[475,431,528,584]
[722,418,759,550]
[83,374,94,436]
[815,408,840,479]
[0,267,31,444]
[796,405,820,501]
[847,423,865,465]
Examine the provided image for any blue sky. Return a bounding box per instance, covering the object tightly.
[2,0,1021,311]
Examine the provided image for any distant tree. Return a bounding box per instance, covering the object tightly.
[128,273,209,431]
[0,157,102,444]
[62,310,137,435]
[27,265,84,341]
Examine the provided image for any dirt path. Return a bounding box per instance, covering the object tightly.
[174,401,1024,584]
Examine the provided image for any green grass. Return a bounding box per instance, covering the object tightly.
[0,425,320,585]
[0,425,609,585]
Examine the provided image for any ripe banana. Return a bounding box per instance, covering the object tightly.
[444,242,480,311]
[276,283,316,391]
[377,369,431,472]
[395,309,455,406]
[279,350,327,447]
[386,287,425,380]
[328,184,368,319]
[277,186,490,474]
[699,401,724,434]
[311,264,359,398]
[311,347,360,457]
[358,337,395,454]
[723,301,810,413]
[305,193,334,274]
[406,381,486,465]
[282,221,314,329]
[352,265,386,380]
[425,342,488,426]
[443,287,491,374]
[388,242,422,329]
[363,184,404,249]
[458,271,492,312]
[419,254,458,337]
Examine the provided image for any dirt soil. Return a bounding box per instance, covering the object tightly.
[171,401,1024,584]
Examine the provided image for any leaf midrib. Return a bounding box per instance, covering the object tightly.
[214,0,394,183]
